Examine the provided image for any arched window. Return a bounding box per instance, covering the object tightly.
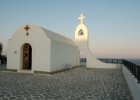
[78,29,84,36]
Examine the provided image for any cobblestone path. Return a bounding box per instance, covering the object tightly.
[0,66,132,100]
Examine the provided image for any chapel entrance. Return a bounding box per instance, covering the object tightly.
[22,43,32,70]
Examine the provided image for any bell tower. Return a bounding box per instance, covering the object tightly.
[75,14,89,58]
[75,14,88,42]
[75,14,118,68]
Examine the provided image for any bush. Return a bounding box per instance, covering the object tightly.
[0,42,3,56]
[0,55,7,64]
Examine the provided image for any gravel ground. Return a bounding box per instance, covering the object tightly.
[0,65,133,100]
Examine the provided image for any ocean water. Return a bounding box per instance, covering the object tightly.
[80,59,140,66]
[127,59,140,65]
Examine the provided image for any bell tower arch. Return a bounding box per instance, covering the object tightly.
[75,14,89,59]
[75,14,88,41]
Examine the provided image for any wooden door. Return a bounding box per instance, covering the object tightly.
[22,43,32,70]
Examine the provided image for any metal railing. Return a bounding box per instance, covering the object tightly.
[98,58,140,83]
[98,58,122,64]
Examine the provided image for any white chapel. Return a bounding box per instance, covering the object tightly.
[7,24,79,73]
[7,14,118,73]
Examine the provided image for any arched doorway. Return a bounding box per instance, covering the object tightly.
[22,43,32,70]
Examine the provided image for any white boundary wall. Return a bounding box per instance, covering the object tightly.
[122,65,140,100]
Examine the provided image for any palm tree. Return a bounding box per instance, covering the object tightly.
[0,42,3,56]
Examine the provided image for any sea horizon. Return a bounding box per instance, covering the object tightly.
[126,58,140,65]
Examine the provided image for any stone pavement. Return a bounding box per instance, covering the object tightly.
[0,65,133,100]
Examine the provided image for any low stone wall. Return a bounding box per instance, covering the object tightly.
[122,65,140,100]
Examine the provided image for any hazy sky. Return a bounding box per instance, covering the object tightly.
[0,0,140,58]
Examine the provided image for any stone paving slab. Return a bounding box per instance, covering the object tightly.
[0,66,133,100]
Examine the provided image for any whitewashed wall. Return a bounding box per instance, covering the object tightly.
[50,40,79,72]
[122,66,140,100]
[75,22,118,68]
[7,24,51,72]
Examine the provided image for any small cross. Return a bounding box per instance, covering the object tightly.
[24,25,30,31]
[78,14,86,24]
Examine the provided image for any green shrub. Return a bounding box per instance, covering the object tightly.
[0,55,7,64]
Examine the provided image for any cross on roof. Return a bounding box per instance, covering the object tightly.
[24,25,30,31]
[78,14,86,24]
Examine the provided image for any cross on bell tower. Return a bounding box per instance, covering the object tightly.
[78,14,86,24]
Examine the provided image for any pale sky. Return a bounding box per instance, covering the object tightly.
[0,0,140,58]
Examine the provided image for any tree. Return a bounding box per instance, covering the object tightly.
[0,42,6,64]
[0,42,3,56]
